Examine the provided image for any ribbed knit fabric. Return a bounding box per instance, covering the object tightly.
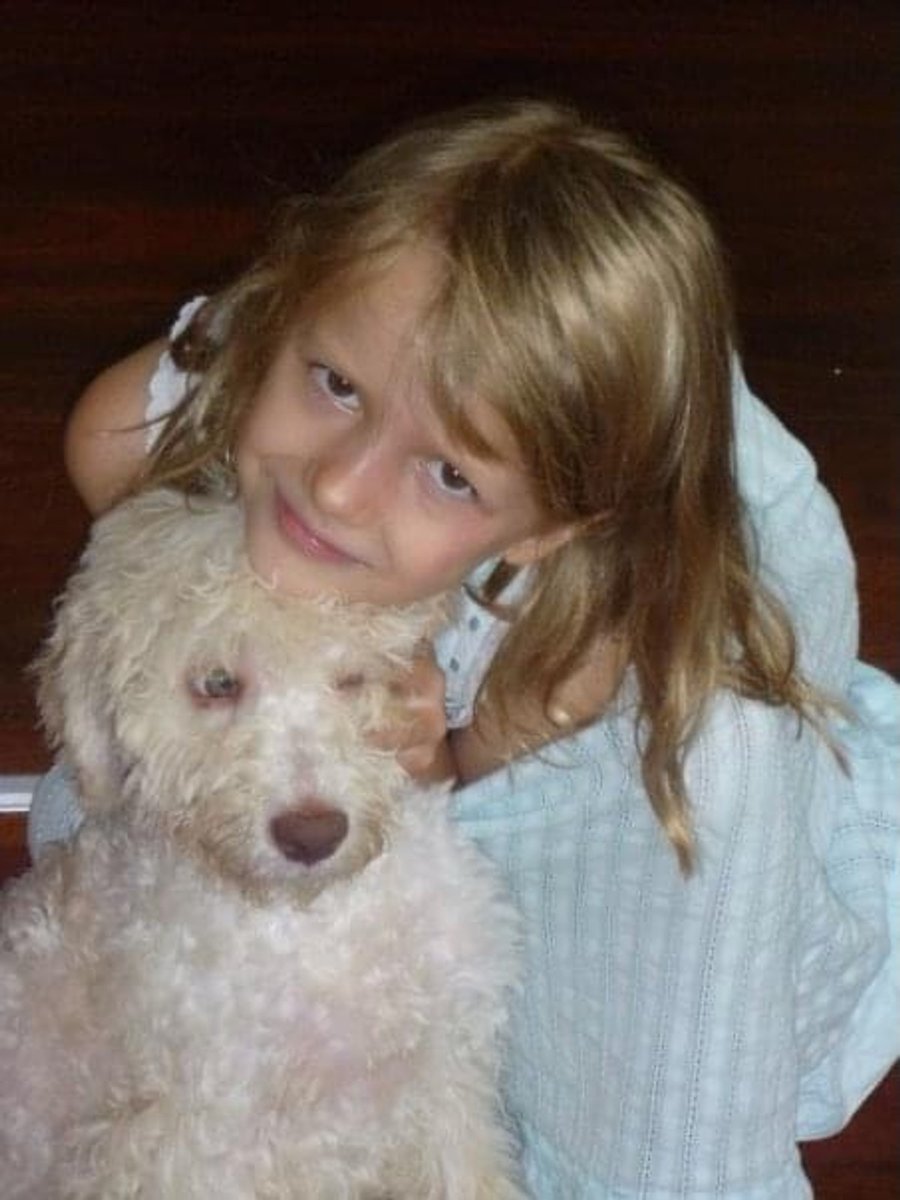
[452,663,897,1196]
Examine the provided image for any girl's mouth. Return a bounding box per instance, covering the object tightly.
[274,491,362,566]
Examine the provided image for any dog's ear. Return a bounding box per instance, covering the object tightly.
[32,569,127,816]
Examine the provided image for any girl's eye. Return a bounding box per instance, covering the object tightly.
[310,363,360,412]
[422,459,477,501]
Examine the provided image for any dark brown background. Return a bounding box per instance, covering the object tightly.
[1,3,897,1194]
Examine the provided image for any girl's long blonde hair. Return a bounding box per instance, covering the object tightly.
[142,98,825,870]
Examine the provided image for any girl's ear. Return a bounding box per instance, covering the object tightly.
[502,521,580,567]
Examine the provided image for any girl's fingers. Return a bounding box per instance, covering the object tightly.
[368,646,451,781]
[387,642,444,699]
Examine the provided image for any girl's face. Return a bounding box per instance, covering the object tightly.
[236,243,571,605]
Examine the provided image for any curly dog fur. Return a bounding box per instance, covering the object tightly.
[0,490,522,1199]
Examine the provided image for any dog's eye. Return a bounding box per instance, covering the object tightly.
[188,667,243,705]
[334,672,366,694]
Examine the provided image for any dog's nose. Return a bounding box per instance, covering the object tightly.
[269,807,349,865]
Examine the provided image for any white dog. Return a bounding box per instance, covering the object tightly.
[0,490,523,1199]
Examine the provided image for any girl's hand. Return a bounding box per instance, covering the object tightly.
[371,644,456,785]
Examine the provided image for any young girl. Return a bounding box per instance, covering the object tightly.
[30,99,898,1197]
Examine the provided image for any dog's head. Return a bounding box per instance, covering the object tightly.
[35,490,448,902]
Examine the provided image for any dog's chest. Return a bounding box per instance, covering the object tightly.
[87,830,482,1121]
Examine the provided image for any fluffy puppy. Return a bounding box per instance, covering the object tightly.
[0,489,522,1200]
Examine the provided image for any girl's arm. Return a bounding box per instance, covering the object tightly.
[64,339,168,515]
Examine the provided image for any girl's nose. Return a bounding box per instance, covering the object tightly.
[309,435,393,524]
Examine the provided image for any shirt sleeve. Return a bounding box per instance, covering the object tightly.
[144,296,209,449]
[732,361,859,695]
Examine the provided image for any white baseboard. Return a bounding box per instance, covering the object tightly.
[0,776,37,814]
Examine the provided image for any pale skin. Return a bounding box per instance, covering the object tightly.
[65,246,621,784]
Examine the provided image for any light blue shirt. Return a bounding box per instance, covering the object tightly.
[442,370,899,1197]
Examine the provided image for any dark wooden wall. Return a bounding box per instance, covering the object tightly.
[1,3,897,1194]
